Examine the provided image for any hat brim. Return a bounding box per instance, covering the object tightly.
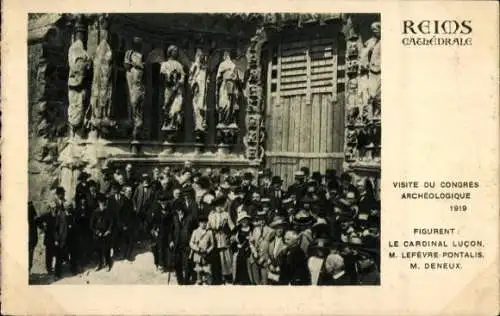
[269,220,288,228]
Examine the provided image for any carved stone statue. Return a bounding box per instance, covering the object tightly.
[89,15,113,136]
[360,21,381,100]
[67,19,91,139]
[189,48,208,140]
[216,51,242,128]
[124,37,145,141]
[160,45,185,132]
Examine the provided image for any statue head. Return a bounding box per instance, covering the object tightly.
[371,22,381,39]
[74,19,86,41]
[167,45,179,59]
[132,36,143,51]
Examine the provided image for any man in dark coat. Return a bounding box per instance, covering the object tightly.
[169,201,197,285]
[65,201,83,275]
[258,168,273,197]
[149,193,173,271]
[86,180,99,213]
[107,182,124,257]
[90,194,115,271]
[28,202,38,273]
[74,172,90,205]
[155,173,179,201]
[124,163,138,190]
[287,171,307,203]
[279,230,311,285]
[181,185,198,220]
[119,185,137,261]
[132,174,156,240]
[241,172,258,201]
[39,187,68,278]
[268,176,285,211]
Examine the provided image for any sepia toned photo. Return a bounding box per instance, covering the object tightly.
[27,13,381,286]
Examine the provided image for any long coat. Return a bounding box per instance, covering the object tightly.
[169,212,196,253]
[39,207,68,248]
[279,244,311,285]
[264,235,287,283]
[132,184,155,216]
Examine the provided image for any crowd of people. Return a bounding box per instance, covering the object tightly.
[29,161,380,285]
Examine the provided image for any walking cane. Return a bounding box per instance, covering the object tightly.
[167,270,171,284]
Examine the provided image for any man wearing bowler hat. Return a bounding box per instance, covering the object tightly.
[269,176,285,212]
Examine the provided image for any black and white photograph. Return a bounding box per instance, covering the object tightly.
[27,13,381,286]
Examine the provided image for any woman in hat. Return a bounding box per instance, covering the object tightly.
[189,215,214,285]
[208,196,233,284]
[265,216,288,285]
[248,206,273,285]
[231,211,253,285]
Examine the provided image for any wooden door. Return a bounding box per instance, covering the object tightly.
[265,36,345,185]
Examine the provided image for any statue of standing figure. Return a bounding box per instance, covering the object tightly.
[360,21,381,118]
[189,49,208,140]
[124,37,145,141]
[89,15,113,136]
[160,45,185,132]
[67,18,91,139]
[216,51,242,128]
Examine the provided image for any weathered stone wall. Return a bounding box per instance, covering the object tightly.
[28,15,73,211]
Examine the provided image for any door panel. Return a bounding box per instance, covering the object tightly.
[264,35,345,184]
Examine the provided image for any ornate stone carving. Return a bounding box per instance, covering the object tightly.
[189,48,208,143]
[124,37,145,141]
[243,28,267,165]
[160,44,185,138]
[89,14,114,137]
[343,18,381,168]
[67,17,91,139]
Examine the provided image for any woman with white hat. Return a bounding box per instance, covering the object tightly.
[231,211,253,285]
